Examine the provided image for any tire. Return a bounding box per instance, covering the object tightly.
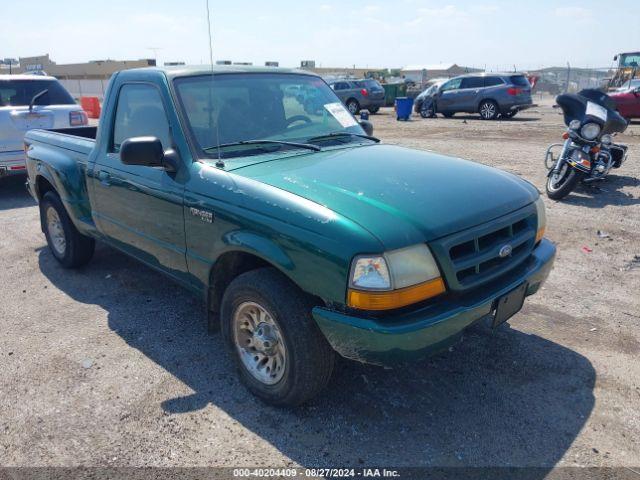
[40,191,95,268]
[346,99,360,115]
[479,100,499,120]
[221,268,336,406]
[369,106,380,114]
[420,103,435,118]
[442,112,455,118]
[546,163,582,200]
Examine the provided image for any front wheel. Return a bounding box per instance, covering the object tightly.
[420,103,435,118]
[546,163,582,200]
[221,268,336,406]
[40,191,95,268]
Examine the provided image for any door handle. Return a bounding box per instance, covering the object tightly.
[97,170,111,186]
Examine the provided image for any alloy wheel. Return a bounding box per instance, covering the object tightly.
[480,102,497,120]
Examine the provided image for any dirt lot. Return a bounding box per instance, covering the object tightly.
[1,96,639,473]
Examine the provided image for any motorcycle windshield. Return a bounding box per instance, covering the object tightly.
[556,89,628,135]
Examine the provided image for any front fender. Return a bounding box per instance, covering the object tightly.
[223,230,294,271]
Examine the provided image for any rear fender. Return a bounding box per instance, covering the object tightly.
[28,144,93,233]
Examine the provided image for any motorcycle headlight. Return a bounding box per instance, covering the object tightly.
[534,196,546,244]
[601,134,612,145]
[569,120,581,130]
[348,244,445,310]
[580,123,601,140]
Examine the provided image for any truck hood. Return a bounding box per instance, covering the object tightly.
[230,144,539,248]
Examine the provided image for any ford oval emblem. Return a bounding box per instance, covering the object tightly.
[499,244,513,258]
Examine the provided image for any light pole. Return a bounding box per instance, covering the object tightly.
[147,47,162,66]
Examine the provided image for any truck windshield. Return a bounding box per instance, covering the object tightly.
[0,79,75,107]
[619,53,640,68]
[174,73,368,158]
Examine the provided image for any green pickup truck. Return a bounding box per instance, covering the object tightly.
[25,66,555,406]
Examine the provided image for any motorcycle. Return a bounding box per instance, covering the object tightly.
[545,89,629,200]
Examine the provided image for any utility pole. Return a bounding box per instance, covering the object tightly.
[147,47,162,66]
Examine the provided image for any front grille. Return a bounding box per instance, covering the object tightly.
[430,204,537,291]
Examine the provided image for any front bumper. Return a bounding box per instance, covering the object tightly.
[0,151,27,177]
[313,238,556,365]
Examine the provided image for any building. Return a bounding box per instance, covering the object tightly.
[400,63,482,84]
[1,54,156,100]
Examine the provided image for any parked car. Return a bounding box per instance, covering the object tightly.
[0,74,87,178]
[329,78,385,114]
[610,85,640,120]
[25,66,554,406]
[426,73,534,120]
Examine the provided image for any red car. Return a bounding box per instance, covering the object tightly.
[611,85,640,120]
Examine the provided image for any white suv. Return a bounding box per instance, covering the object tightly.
[0,74,87,177]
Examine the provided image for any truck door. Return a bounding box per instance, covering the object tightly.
[92,82,188,279]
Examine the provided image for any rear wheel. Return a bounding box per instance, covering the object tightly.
[369,106,380,114]
[346,99,360,115]
[221,268,335,406]
[40,191,95,268]
[479,100,499,120]
[546,163,582,200]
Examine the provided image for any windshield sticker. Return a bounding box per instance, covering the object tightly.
[324,102,358,128]
[586,101,607,122]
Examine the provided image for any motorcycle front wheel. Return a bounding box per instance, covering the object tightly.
[546,163,582,200]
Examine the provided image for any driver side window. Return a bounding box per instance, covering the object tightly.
[441,78,462,92]
[112,84,171,153]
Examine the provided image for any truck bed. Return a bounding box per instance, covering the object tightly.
[25,126,96,156]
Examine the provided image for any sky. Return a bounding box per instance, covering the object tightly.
[2,0,639,71]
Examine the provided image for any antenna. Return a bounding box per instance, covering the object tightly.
[206,0,224,167]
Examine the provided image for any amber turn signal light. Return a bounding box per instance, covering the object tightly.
[348,277,446,311]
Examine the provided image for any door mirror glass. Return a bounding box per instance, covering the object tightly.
[120,136,164,167]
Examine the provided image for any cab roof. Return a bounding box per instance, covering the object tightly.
[118,65,318,80]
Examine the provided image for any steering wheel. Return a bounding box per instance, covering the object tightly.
[285,115,312,128]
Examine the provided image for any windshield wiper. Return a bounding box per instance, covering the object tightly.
[204,139,321,154]
[307,132,380,144]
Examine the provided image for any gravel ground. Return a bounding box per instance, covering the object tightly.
[1,97,639,472]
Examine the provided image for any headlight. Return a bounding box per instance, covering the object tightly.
[569,120,581,130]
[601,134,612,145]
[580,123,601,140]
[348,245,445,310]
[534,196,546,244]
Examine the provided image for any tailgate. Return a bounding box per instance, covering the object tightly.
[0,106,73,153]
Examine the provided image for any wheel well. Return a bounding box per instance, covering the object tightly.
[207,251,271,319]
[346,97,359,106]
[36,176,56,200]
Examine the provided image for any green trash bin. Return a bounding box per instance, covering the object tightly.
[383,84,398,107]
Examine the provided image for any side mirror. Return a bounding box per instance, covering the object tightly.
[120,136,165,168]
[359,120,374,136]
